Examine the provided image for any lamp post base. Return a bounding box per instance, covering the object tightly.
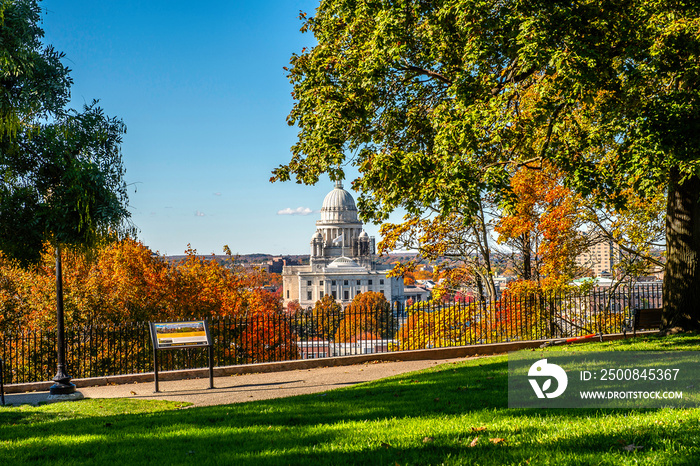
[49,372,82,401]
[50,370,76,395]
[49,381,76,395]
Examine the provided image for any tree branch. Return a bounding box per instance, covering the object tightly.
[399,64,453,85]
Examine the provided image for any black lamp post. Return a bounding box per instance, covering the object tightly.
[49,245,75,395]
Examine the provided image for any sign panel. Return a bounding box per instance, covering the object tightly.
[150,321,210,349]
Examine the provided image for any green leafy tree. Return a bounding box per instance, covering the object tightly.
[274,0,700,331]
[0,0,71,137]
[1,0,131,391]
[1,0,130,261]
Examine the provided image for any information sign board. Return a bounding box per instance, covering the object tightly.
[148,320,214,392]
[150,321,210,349]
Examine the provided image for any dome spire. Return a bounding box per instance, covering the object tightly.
[334,179,343,189]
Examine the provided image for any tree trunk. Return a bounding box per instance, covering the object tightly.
[476,203,498,299]
[663,169,700,331]
[522,232,532,280]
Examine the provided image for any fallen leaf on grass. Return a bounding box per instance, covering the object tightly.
[489,438,506,444]
[469,437,479,447]
[423,436,435,443]
[623,444,644,452]
[471,426,487,433]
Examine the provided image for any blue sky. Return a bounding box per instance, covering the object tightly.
[39,0,395,256]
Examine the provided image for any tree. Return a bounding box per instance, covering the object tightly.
[0,239,297,374]
[241,288,298,363]
[0,0,70,136]
[334,291,394,342]
[274,1,700,331]
[1,0,131,393]
[581,189,666,281]
[312,294,342,340]
[0,239,282,327]
[2,2,130,263]
[394,299,486,350]
[379,210,498,300]
[495,162,587,284]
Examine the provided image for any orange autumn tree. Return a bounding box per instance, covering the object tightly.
[492,165,590,339]
[0,239,284,328]
[1,239,301,379]
[169,244,259,320]
[78,238,172,324]
[0,253,54,332]
[495,163,587,286]
[240,288,299,363]
[334,291,394,343]
[312,294,342,340]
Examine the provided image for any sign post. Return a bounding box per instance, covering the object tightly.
[148,320,214,393]
[1,357,5,406]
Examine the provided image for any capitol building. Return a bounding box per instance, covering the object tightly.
[282,182,405,308]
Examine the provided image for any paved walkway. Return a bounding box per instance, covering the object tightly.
[2,357,470,408]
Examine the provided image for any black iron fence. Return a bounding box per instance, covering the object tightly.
[0,283,662,385]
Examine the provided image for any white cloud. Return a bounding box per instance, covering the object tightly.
[195,210,206,217]
[277,206,314,216]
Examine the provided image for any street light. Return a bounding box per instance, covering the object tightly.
[49,245,78,397]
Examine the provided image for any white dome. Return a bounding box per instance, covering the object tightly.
[311,230,322,241]
[359,230,369,239]
[320,181,359,223]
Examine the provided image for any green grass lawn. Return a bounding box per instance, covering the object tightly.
[2,334,700,465]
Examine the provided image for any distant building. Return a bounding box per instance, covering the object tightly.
[416,279,436,290]
[282,182,404,307]
[404,285,431,304]
[493,276,515,294]
[267,257,284,274]
[576,237,622,277]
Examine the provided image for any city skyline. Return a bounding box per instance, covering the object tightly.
[40,0,400,256]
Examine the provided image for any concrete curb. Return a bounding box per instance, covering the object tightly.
[3,331,655,394]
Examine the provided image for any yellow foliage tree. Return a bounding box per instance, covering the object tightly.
[334,291,393,343]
